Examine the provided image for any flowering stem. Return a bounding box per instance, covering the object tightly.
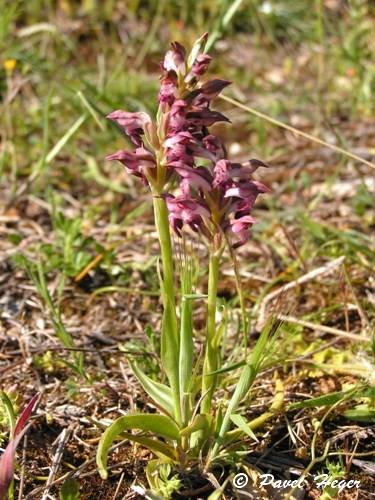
[201,251,220,415]
[152,194,181,425]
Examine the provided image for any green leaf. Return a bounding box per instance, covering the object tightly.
[230,414,258,442]
[180,414,211,439]
[96,414,180,479]
[209,360,246,376]
[183,293,207,300]
[120,432,177,460]
[60,478,80,500]
[207,477,230,500]
[288,386,374,410]
[0,392,16,438]
[129,361,174,416]
[344,405,375,423]
[288,391,347,410]
[210,320,275,460]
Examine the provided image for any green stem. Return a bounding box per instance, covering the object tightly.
[152,195,181,425]
[201,252,220,415]
[179,258,193,428]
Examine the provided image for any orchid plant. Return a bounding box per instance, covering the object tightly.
[97,34,280,495]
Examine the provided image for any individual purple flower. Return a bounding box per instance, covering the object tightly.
[198,79,232,101]
[168,100,188,132]
[228,215,257,247]
[165,195,210,236]
[168,163,212,192]
[191,54,212,77]
[163,42,186,74]
[224,180,269,201]
[158,72,178,110]
[203,135,223,156]
[212,159,231,188]
[185,54,212,83]
[186,109,230,127]
[106,148,156,181]
[107,110,151,146]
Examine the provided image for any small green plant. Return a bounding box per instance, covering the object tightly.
[96,34,283,495]
[317,458,346,500]
[13,255,87,380]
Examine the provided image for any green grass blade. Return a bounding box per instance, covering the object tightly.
[45,115,86,164]
[230,414,258,442]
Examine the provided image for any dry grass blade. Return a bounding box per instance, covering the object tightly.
[277,314,371,342]
[256,256,345,329]
[41,427,72,500]
[220,94,375,170]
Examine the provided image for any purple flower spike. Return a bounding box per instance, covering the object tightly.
[106,34,269,246]
[107,110,151,146]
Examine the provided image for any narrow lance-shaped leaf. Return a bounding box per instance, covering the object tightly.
[230,414,258,442]
[129,360,174,416]
[210,321,274,460]
[120,432,177,461]
[96,414,180,479]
